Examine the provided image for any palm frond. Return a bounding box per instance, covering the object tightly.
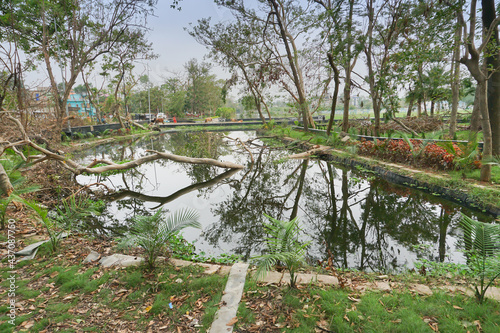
[252,214,310,287]
[122,208,200,270]
[460,214,500,256]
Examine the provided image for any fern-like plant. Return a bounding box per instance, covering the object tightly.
[251,214,310,288]
[120,208,201,270]
[0,160,39,229]
[25,200,64,252]
[460,213,500,303]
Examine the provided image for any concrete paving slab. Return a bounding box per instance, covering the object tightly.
[170,258,193,267]
[83,250,101,263]
[411,284,433,296]
[219,266,232,276]
[99,254,144,267]
[375,281,392,292]
[15,232,69,256]
[254,271,284,284]
[255,271,340,286]
[209,263,249,333]
[198,263,221,275]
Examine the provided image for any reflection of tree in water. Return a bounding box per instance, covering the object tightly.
[75,132,497,270]
[204,149,309,260]
[162,132,233,183]
[303,162,494,271]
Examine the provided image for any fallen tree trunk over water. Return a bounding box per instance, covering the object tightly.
[108,168,240,208]
[288,146,331,159]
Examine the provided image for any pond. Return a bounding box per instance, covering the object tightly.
[75,131,495,272]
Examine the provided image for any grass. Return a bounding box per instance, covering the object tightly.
[236,281,500,332]
[449,167,500,184]
[0,242,228,333]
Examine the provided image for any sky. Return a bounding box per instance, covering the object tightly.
[27,1,233,90]
[139,1,233,85]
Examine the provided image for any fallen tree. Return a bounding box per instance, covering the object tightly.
[0,113,244,194]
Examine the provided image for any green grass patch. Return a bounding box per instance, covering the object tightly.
[236,283,500,332]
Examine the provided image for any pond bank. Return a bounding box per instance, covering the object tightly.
[269,134,500,217]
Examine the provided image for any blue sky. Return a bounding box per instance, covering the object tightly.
[144,1,233,84]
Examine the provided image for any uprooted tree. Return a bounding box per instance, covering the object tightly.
[0,113,244,198]
[0,0,158,136]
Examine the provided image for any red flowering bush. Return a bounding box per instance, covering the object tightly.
[356,139,467,170]
[422,143,462,169]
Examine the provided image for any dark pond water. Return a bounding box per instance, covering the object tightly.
[75,131,495,272]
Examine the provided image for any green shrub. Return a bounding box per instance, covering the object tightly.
[251,214,310,288]
[119,208,201,270]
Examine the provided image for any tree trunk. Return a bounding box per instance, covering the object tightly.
[326,53,340,136]
[478,79,492,182]
[417,97,422,117]
[343,81,351,132]
[482,0,500,156]
[406,97,414,117]
[373,100,381,136]
[342,0,355,133]
[449,19,461,138]
[430,100,435,116]
[255,99,266,124]
[268,0,313,131]
[470,85,482,133]
[0,163,13,197]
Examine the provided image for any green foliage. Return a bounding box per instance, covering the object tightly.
[460,214,500,303]
[119,208,201,270]
[102,129,111,136]
[0,160,39,229]
[262,119,276,130]
[24,200,64,253]
[168,234,242,264]
[251,214,310,288]
[446,134,480,178]
[413,259,471,278]
[54,195,104,232]
[215,107,236,119]
[72,132,85,140]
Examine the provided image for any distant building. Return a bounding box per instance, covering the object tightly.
[67,91,95,116]
[30,87,51,107]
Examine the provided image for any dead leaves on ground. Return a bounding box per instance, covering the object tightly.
[2,234,215,333]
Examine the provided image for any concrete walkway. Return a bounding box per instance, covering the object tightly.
[209,263,249,333]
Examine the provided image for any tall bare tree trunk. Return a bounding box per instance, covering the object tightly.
[268,0,314,131]
[406,97,414,117]
[482,0,500,156]
[342,0,355,133]
[478,78,492,181]
[327,53,340,136]
[470,85,482,132]
[449,18,462,138]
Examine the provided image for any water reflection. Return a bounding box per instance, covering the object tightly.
[75,131,495,271]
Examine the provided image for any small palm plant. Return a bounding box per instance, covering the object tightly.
[251,214,310,288]
[120,208,201,270]
[460,213,500,303]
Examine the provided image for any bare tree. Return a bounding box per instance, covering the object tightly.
[1,0,157,137]
[454,0,500,181]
